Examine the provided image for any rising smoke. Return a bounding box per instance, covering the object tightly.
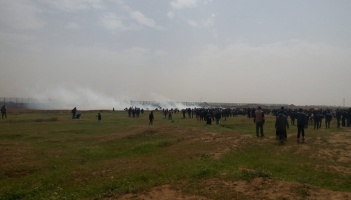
[28,87,197,110]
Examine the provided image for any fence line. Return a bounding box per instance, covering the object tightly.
[0,97,39,104]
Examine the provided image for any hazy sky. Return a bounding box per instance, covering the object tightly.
[1,0,351,107]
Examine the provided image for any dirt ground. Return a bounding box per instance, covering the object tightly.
[116,127,351,200]
[3,117,350,200]
[118,178,351,200]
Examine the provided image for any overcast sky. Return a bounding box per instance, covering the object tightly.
[1,0,351,108]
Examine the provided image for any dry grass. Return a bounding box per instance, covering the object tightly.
[1,109,351,200]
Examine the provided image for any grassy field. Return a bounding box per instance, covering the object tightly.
[1,109,351,200]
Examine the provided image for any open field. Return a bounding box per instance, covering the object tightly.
[1,109,351,200]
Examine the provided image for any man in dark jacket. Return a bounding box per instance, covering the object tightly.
[71,107,77,119]
[254,106,265,137]
[1,105,7,119]
[296,108,307,143]
[347,108,351,127]
[149,111,154,125]
[325,110,333,128]
[336,109,341,128]
[275,111,289,144]
[97,112,102,125]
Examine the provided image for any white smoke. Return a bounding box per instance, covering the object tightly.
[28,87,198,110]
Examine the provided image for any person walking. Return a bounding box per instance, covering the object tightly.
[275,111,289,144]
[347,108,351,127]
[296,108,307,143]
[97,112,102,125]
[336,109,341,128]
[149,111,154,125]
[254,106,265,137]
[71,107,77,119]
[215,110,221,125]
[325,110,333,128]
[1,105,7,119]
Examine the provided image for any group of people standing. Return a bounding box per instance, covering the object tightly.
[254,106,351,144]
[269,107,308,143]
[67,105,351,141]
[254,106,308,143]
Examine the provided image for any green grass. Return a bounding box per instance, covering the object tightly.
[0,110,350,199]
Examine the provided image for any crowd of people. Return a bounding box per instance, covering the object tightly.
[126,105,351,144]
[3,103,350,144]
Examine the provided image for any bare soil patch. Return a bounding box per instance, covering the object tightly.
[116,128,351,200]
[118,178,351,200]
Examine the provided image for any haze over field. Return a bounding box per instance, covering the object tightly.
[1,0,351,109]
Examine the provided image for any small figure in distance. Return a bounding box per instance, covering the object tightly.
[1,105,7,119]
[347,108,351,127]
[149,111,154,125]
[97,112,102,125]
[325,109,333,129]
[206,111,212,125]
[215,110,221,125]
[71,107,77,119]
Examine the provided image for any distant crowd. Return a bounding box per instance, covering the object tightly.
[124,105,351,144]
[124,106,351,128]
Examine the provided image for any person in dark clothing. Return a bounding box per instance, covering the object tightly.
[149,111,154,125]
[1,105,7,119]
[336,109,341,128]
[275,112,289,144]
[313,112,320,129]
[347,108,351,127]
[341,111,346,127]
[317,112,324,128]
[128,107,132,117]
[206,112,212,125]
[71,107,77,119]
[182,109,186,118]
[296,108,307,143]
[97,112,102,125]
[215,110,221,125]
[254,106,265,137]
[290,111,296,126]
[277,107,288,117]
[187,108,192,118]
[168,110,172,120]
[325,110,333,128]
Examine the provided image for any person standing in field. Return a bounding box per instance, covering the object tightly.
[254,106,265,137]
[149,111,154,125]
[1,105,7,119]
[215,110,221,125]
[336,109,341,128]
[313,111,320,129]
[168,109,172,120]
[71,107,77,119]
[296,108,307,143]
[275,111,289,144]
[325,110,333,128]
[275,107,287,139]
[97,112,102,125]
[347,108,351,127]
